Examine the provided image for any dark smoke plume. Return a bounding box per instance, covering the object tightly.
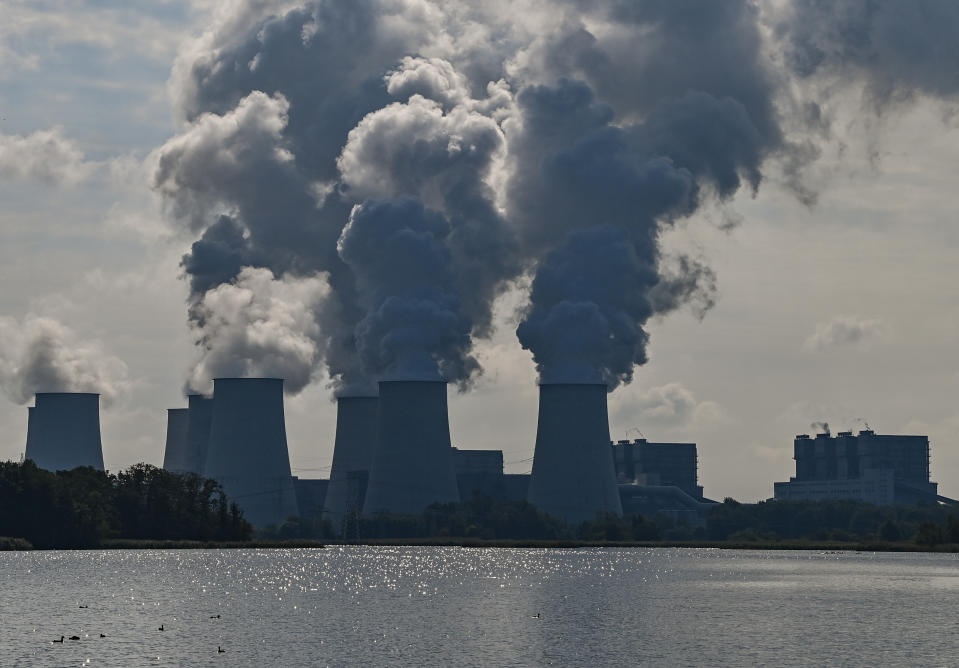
[338,198,477,383]
[153,0,959,398]
[778,0,959,107]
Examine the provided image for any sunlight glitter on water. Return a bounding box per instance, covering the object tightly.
[2,547,958,667]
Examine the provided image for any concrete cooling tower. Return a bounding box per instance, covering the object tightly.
[322,396,378,531]
[203,378,298,527]
[24,393,105,472]
[527,383,622,523]
[363,380,460,516]
[161,408,190,473]
[24,405,36,458]
[185,394,213,475]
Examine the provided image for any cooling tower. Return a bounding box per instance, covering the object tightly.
[24,405,36,458]
[24,393,105,472]
[203,378,298,527]
[527,383,622,523]
[362,380,460,515]
[322,396,378,531]
[161,408,190,473]
[185,394,214,475]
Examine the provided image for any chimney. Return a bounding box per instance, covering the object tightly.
[362,380,460,515]
[185,393,214,475]
[323,395,378,531]
[25,393,105,472]
[204,378,298,527]
[161,408,190,473]
[527,383,622,523]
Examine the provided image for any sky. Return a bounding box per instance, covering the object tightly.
[1,0,958,502]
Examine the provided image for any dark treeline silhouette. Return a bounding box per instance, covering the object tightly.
[271,493,959,547]
[0,460,251,548]
[707,498,959,544]
[265,492,662,542]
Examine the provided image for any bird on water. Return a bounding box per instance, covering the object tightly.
[52,636,64,643]
[68,636,80,641]
[218,646,226,653]
[158,624,165,631]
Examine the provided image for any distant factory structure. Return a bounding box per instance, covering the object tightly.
[774,429,944,505]
[35,373,958,531]
[611,439,715,524]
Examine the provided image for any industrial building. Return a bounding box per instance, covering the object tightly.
[611,439,713,525]
[611,439,704,500]
[204,378,299,527]
[773,430,942,505]
[453,448,528,502]
[24,393,105,472]
[527,383,622,523]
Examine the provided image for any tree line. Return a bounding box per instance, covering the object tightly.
[0,460,251,548]
[268,493,959,547]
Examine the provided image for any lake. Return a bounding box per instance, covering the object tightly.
[2,547,957,666]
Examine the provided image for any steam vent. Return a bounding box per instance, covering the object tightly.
[204,378,298,527]
[363,380,460,516]
[527,383,622,523]
[323,395,379,532]
[161,408,190,473]
[25,392,105,472]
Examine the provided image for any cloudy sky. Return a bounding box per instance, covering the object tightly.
[1,0,958,502]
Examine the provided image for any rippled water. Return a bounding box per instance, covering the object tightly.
[2,547,958,666]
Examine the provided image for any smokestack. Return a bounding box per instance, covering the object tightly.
[162,408,190,473]
[203,378,298,527]
[362,380,459,515]
[322,396,378,531]
[185,394,213,475]
[24,393,105,472]
[527,383,622,523]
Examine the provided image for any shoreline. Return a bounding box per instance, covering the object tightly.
[4,536,959,553]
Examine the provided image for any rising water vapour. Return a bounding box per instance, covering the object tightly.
[152,0,959,395]
[184,267,329,396]
[0,315,129,406]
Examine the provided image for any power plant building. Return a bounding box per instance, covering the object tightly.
[527,383,622,523]
[323,396,378,532]
[161,408,190,473]
[184,394,214,475]
[773,430,940,505]
[611,439,704,500]
[453,448,528,502]
[203,378,298,527]
[363,380,460,516]
[24,393,105,472]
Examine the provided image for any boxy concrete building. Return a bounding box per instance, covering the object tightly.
[774,430,940,505]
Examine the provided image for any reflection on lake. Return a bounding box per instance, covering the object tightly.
[3,547,958,666]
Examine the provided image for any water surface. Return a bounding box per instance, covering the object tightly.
[2,547,957,666]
